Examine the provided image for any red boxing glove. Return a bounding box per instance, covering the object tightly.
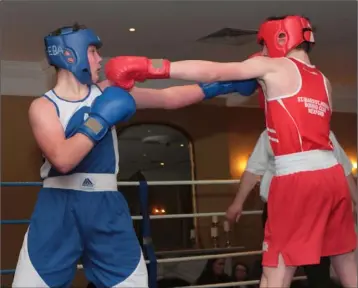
[105,56,171,90]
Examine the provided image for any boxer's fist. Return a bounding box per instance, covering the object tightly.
[105,56,171,90]
[199,79,258,99]
[226,202,243,223]
[77,87,136,143]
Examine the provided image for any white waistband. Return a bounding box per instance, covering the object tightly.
[43,173,118,192]
[274,150,338,176]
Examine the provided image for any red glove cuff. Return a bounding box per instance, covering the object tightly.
[147,59,171,79]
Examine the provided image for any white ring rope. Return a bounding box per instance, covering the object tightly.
[131,210,262,220]
[118,179,240,186]
[76,251,307,288]
[180,276,308,288]
[154,250,263,263]
[155,246,245,256]
[76,250,263,270]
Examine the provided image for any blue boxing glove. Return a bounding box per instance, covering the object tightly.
[199,79,258,100]
[77,87,136,143]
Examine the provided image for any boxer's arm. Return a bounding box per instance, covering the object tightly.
[129,81,257,109]
[98,80,204,109]
[232,131,270,205]
[330,131,353,176]
[245,131,271,175]
[169,56,275,82]
[29,97,94,174]
[330,131,357,205]
[323,76,333,110]
[232,171,260,206]
[130,85,205,109]
[98,80,257,110]
[346,173,357,206]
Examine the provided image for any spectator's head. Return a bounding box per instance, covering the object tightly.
[232,262,249,281]
[196,258,228,285]
[211,258,226,276]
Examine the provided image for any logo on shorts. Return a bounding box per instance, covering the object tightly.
[82,178,94,188]
[262,241,269,252]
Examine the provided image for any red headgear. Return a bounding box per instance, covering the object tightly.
[257,15,315,57]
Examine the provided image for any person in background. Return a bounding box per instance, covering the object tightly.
[232,262,252,288]
[195,258,232,285]
[226,129,356,288]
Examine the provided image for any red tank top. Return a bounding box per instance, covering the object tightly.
[265,57,333,156]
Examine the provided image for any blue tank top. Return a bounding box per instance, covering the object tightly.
[40,85,119,179]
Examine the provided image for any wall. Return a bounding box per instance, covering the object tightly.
[1,95,356,286]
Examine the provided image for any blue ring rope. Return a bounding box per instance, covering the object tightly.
[139,180,157,288]
[1,182,42,187]
[1,269,15,275]
[1,220,30,224]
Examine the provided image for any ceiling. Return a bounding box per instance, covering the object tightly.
[2,1,356,79]
[2,1,357,112]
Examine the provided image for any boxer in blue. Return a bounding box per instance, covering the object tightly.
[12,23,258,288]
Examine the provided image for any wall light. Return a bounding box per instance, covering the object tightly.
[152,207,166,214]
[237,155,248,173]
[231,154,249,178]
[349,158,357,176]
[129,28,136,32]
[160,162,165,166]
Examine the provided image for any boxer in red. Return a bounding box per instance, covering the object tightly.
[104,15,357,288]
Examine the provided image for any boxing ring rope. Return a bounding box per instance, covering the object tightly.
[1,179,240,187]
[1,179,309,288]
[1,211,262,225]
[181,276,308,288]
[76,250,306,287]
[0,250,263,274]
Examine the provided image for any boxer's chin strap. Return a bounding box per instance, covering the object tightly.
[139,180,157,288]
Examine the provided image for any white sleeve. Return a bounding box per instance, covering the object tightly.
[245,131,270,176]
[330,131,353,176]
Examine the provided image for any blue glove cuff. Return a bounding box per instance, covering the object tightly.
[199,83,226,100]
[77,116,109,143]
[199,80,258,100]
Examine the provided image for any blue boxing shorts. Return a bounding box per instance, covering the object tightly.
[12,173,148,288]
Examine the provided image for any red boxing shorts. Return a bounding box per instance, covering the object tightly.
[262,151,357,267]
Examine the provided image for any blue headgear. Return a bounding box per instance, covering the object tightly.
[44,27,102,85]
